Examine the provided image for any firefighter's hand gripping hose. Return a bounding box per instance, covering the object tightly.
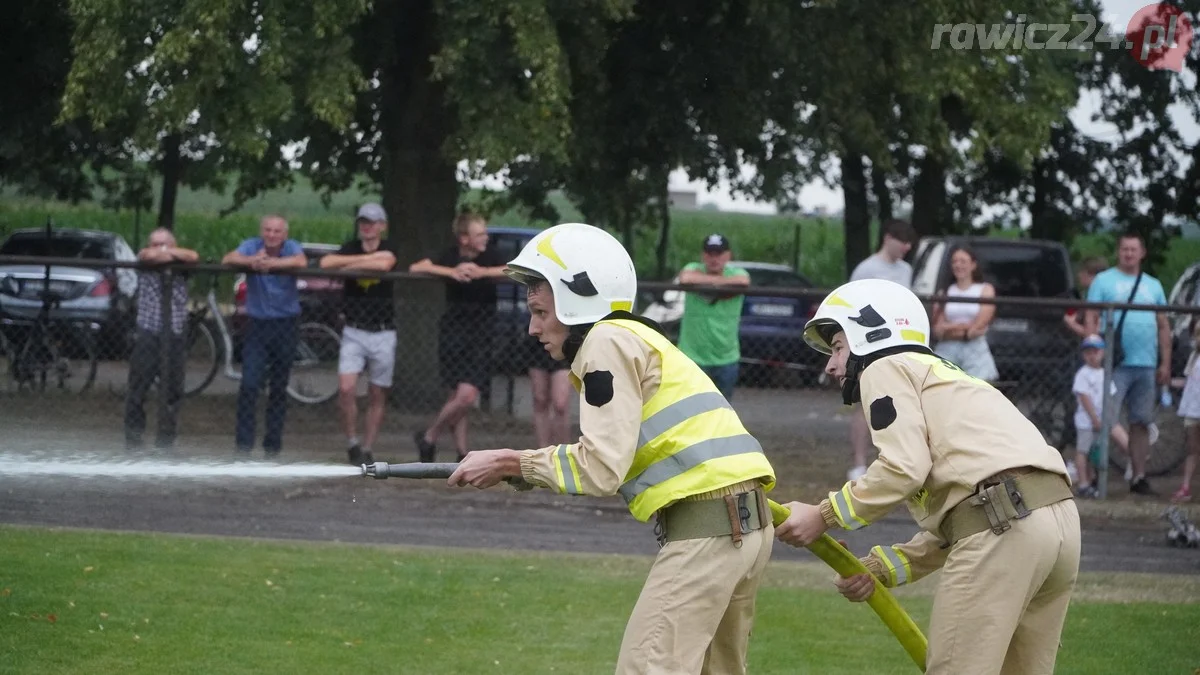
[768,499,928,671]
[361,463,926,670]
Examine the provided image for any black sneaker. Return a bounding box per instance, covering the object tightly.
[1130,477,1157,496]
[347,444,365,466]
[414,431,436,463]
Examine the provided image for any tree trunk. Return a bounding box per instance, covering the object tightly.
[1029,158,1051,240]
[654,169,672,280]
[841,150,870,280]
[911,154,950,236]
[381,0,459,413]
[156,133,181,229]
[871,162,893,225]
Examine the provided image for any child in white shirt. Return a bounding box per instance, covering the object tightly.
[1073,334,1131,497]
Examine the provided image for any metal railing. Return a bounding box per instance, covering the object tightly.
[1,254,1196,496]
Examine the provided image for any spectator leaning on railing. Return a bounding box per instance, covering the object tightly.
[1063,256,1109,340]
[124,227,199,451]
[319,203,398,467]
[676,233,749,402]
[222,214,307,458]
[1084,232,1170,496]
[931,245,998,382]
[409,213,508,462]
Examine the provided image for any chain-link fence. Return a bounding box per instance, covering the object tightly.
[1,253,1197,497]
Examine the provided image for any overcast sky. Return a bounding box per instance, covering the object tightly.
[668,0,1200,215]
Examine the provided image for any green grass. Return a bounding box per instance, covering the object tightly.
[1,526,1197,675]
[3,178,1200,289]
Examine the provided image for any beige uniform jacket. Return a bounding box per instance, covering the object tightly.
[817,352,1068,585]
[518,324,662,496]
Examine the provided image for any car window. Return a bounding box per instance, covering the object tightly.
[487,233,531,262]
[964,244,1071,298]
[0,235,114,260]
[744,268,811,288]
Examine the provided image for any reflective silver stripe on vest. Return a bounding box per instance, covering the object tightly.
[637,392,731,448]
[832,488,867,530]
[557,444,579,495]
[618,434,763,503]
[879,547,908,585]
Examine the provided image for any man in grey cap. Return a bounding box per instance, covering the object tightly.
[320,203,398,465]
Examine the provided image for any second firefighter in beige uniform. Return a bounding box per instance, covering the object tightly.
[777,278,1081,675]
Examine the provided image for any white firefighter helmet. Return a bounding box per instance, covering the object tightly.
[505,223,637,325]
[803,279,930,356]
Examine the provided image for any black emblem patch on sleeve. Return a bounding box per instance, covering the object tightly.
[583,370,615,407]
[869,396,897,431]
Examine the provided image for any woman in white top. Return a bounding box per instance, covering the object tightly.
[932,246,999,381]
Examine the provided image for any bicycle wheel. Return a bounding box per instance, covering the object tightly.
[287,322,341,405]
[184,319,220,397]
[23,321,98,395]
[1108,405,1189,477]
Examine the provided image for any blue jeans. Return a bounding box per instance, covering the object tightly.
[237,317,298,452]
[700,362,739,402]
[1111,366,1156,426]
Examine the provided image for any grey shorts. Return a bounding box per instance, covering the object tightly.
[934,336,999,382]
[339,326,397,387]
[1112,366,1155,426]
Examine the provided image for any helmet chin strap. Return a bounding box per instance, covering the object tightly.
[562,324,591,364]
[840,344,937,405]
[841,356,865,405]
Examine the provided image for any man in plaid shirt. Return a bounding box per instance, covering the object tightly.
[124,228,199,450]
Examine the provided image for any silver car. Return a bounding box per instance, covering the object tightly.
[0,228,139,355]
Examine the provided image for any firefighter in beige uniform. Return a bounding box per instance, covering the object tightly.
[448,223,777,675]
[775,278,1081,675]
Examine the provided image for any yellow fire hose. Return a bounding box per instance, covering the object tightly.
[768,500,928,671]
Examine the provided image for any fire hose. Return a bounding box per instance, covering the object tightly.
[363,462,928,671]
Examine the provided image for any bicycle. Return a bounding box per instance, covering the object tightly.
[109,273,341,405]
[0,276,99,395]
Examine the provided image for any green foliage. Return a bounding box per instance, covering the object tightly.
[2,526,1198,674]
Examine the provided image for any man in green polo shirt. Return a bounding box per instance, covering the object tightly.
[677,233,750,401]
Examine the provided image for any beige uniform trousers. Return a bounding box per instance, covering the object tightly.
[927,499,1081,675]
[615,524,774,675]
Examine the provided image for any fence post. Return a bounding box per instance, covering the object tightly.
[158,267,174,423]
[1096,305,1117,499]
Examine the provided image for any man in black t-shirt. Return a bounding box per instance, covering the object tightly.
[320,203,398,466]
[408,212,508,461]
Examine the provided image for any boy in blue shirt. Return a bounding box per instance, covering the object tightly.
[1084,232,1171,495]
[222,214,307,456]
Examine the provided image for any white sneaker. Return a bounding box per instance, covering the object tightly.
[1124,461,1134,482]
[847,465,867,482]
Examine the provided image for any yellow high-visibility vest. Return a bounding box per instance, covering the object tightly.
[583,318,776,522]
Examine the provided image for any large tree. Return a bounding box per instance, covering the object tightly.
[59,0,371,228]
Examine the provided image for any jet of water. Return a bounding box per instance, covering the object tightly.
[0,452,363,482]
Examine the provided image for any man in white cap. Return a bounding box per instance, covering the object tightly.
[320,203,397,465]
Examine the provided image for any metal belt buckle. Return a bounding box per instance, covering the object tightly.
[971,484,1011,536]
[1003,477,1032,520]
[737,492,752,534]
[653,512,667,548]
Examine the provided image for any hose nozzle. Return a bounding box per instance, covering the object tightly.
[362,462,391,479]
